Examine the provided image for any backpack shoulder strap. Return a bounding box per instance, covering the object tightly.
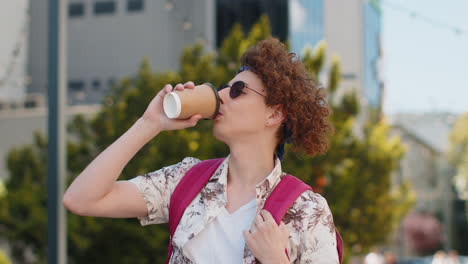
[168,158,225,236]
[336,229,344,263]
[262,175,312,225]
[166,158,224,264]
[263,175,344,264]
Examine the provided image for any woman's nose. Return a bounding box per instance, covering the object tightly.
[217,87,230,104]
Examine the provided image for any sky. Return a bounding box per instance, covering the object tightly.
[381,0,468,114]
[0,0,467,114]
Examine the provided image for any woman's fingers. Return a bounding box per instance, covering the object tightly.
[168,82,195,92]
[155,84,173,101]
[280,222,290,237]
[260,210,275,224]
[243,212,290,262]
[173,81,195,91]
[188,114,203,127]
[184,81,195,89]
[164,84,173,93]
[174,83,184,91]
[279,222,286,230]
[172,114,202,129]
[252,214,264,231]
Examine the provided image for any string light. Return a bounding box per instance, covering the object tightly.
[0,6,29,92]
[381,0,468,37]
[183,19,193,31]
[163,0,206,41]
[164,0,174,11]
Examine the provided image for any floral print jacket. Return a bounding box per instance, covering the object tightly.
[129,155,339,264]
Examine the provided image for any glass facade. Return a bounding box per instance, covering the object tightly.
[216,0,382,109]
[216,0,288,47]
[69,3,85,18]
[108,78,116,90]
[94,1,116,15]
[363,2,382,107]
[92,79,101,90]
[68,80,85,91]
[289,0,324,56]
[127,0,144,13]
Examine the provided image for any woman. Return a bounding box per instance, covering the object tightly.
[63,38,338,263]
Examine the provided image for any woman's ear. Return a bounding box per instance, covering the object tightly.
[266,105,285,127]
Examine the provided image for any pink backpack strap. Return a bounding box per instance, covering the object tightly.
[263,175,312,224]
[166,158,225,264]
[336,229,344,263]
[263,175,343,264]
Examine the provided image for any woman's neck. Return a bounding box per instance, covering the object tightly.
[227,145,276,188]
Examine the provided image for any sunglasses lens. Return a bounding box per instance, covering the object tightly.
[230,81,245,98]
[218,84,229,92]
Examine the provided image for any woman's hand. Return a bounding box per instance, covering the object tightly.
[140,81,203,132]
[243,210,290,264]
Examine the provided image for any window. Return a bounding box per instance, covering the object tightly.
[289,0,324,55]
[363,2,382,108]
[342,73,357,80]
[216,0,288,47]
[92,79,101,90]
[94,1,116,15]
[68,80,85,91]
[24,100,37,108]
[127,0,144,12]
[69,3,85,17]
[108,78,116,89]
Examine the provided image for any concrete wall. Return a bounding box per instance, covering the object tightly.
[324,0,364,95]
[388,125,455,255]
[0,105,100,180]
[27,0,49,96]
[28,0,216,104]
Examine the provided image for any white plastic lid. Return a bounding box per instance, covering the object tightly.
[163,92,181,118]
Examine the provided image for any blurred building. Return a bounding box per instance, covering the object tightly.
[27,0,216,105]
[0,104,99,262]
[217,0,383,125]
[25,0,382,113]
[0,0,29,104]
[4,0,386,174]
[0,105,100,181]
[387,112,460,256]
[3,0,384,195]
[290,0,382,111]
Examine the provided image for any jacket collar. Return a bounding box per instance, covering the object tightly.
[214,154,285,214]
[175,154,285,253]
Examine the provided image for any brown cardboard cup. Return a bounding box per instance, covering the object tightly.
[163,83,220,120]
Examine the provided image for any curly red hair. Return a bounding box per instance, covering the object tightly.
[240,37,334,157]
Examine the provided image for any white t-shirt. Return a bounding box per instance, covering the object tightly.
[184,199,257,263]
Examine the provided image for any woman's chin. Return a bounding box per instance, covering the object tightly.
[212,126,228,142]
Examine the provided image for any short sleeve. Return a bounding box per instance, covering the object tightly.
[128,157,201,226]
[296,191,339,264]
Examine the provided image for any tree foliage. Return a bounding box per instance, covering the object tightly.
[0,249,11,264]
[447,113,468,200]
[0,15,412,262]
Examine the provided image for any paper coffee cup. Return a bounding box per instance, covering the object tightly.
[163,83,220,120]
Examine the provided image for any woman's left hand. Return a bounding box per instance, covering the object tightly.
[243,209,290,264]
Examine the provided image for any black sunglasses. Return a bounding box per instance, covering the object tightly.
[218,81,265,98]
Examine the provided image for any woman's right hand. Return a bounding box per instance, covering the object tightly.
[140,81,203,133]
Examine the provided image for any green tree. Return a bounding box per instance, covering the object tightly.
[0,249,11,264]
[1,132,47,263]
[446,112,468,253]
[447,113,468,201]
[0,15,413,262]
[285,45,414,257]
